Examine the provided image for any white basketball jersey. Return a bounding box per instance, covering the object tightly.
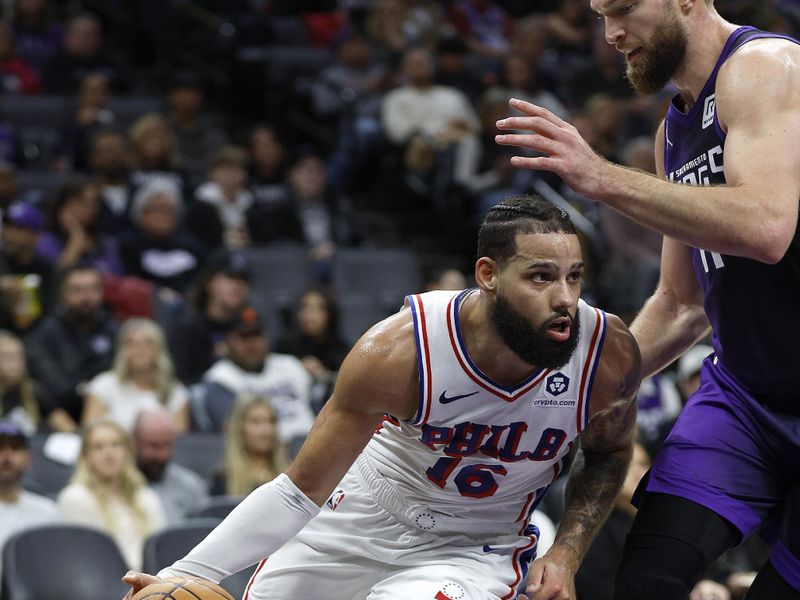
[363,289,607,531]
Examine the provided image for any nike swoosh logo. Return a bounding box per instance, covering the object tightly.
[439,390,479,404]
[483,544,494,553]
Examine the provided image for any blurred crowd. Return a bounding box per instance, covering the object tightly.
[0,0,797,598]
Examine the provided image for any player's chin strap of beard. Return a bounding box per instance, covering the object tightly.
[158,474,320,582]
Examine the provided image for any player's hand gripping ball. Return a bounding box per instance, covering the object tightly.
[132,577,235,600]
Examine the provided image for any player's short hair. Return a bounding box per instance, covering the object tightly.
[477,194,577,266]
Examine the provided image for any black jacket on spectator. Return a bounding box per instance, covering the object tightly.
[24,307,117,422]
[169,308,234,385]
[118,230,206,294]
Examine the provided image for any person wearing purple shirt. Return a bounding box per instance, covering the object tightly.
[497,1,800,599]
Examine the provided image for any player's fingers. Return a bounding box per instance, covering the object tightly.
[508,155,560,172]
[495,116,562,139]
[508,98,564,126]
[495,134,559,156]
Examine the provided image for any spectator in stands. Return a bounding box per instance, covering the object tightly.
[0,22,41,94]
[382,47,480,147]
[543,0,593,61]
[448,0,514,59]
[635,371,682,458]
[119,178,204,293]
[87,129,133,232]
[36,178,124,275]
[10,0,62,76]
[187,145,254,250]
[169,251,250,385]
[165,71,229,190]
[58,419,165,570]
[276,286,350,412]
[41,13,125,94]
[25,265,118,430]
[60,72,115,172]
[575,440,651,600]
[132,407,208,524]
[0,161,18,209]
[0,201,54,334]
[0,331,55,434]
[311,32,387,124]
[434,35,487,103]
[202,306,315,456]
[491,53,568,121]
[82,317,190,433]
[365,0,415,58]
[0,420,60,582]
[250,149,365,276]
[209,394,288,496]
[0,114,21,166]
[248,125,288,205]
[424,267,468,291]
[128,113,185,197]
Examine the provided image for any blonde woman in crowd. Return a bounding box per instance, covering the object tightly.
[0,330,49,434]
[58,419,165,569]
[82,318,190,432]
[209,394,288,496]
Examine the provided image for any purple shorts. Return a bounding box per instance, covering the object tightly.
[644,356,800,590]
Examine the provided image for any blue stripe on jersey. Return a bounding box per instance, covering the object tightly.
[452,289,544,393]
[406,294,427,425]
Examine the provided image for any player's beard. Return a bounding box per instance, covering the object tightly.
[490,294,581,370]
[626,4,688,94]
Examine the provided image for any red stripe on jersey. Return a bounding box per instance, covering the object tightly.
[501,534,538,600]
[243,557,269,600]
[416,295,434,425]
[576,308,602,432]
[446,297,550,401]
[515,492,534,524]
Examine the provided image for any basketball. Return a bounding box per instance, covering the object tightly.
[132,577,235,600]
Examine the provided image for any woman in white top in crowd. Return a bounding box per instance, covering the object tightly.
[82,317,190,432]
[58,419,165,569]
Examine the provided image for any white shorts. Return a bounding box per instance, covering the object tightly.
[242,457,539,600]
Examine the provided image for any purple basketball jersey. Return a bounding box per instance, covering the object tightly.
[663,27,800,413]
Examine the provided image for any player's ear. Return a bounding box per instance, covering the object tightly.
[475,257,498,292]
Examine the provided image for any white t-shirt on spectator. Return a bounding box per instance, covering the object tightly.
[203,353,315,443]
[86,371,189,432]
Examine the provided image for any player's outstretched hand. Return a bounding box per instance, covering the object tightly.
[122,570,160,599]
[518,550,576,600]
[495,98,608,200]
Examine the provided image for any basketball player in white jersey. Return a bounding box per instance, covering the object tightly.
[124,194,641,600]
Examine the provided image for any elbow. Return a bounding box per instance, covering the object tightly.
[752,223,794,265]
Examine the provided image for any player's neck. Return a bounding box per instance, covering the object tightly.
[673,15,738,110]
[460,292,541,387]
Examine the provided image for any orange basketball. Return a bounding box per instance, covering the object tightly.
[132,576,235,600]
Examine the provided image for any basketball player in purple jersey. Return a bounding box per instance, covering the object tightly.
[496,1,800,598]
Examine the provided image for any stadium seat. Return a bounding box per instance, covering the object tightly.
[20,434,73,498]
[141,518,255,599]
[108,96,164,128]
[1,95,70,129]
[332,248,423,315]
[186,495,243,520]
[241,245,315,308]
[14,170,71,201]
[1,524,128,600]
[337,292,390,346]
[172,432,224,478]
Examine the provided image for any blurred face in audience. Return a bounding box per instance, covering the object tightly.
[16,0,49,23]
[0,25,14,60]
[61,269,103,319]
[251,128,284,174]
[1,222,38,257]
[60,184,101,230]
[139,193,178,239]
[135,121,172,166]
[211,163,247,195]
[65,16,101,59]
[403,48,435,87]
[134,414,175,482]
[90,132,130,179]
[79,73,109,109]
[169,86,203,118]
[504,55,532,90]
[288,156,326,202]
[0,336,26,386]
[227,329,268,372]
[84,423,127,483]
[242,402,278,457]
[298,290,330,340]
[339,36,373,70]
[123,327,157,375]
[0,435,29,489]
[206,273,249,316]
